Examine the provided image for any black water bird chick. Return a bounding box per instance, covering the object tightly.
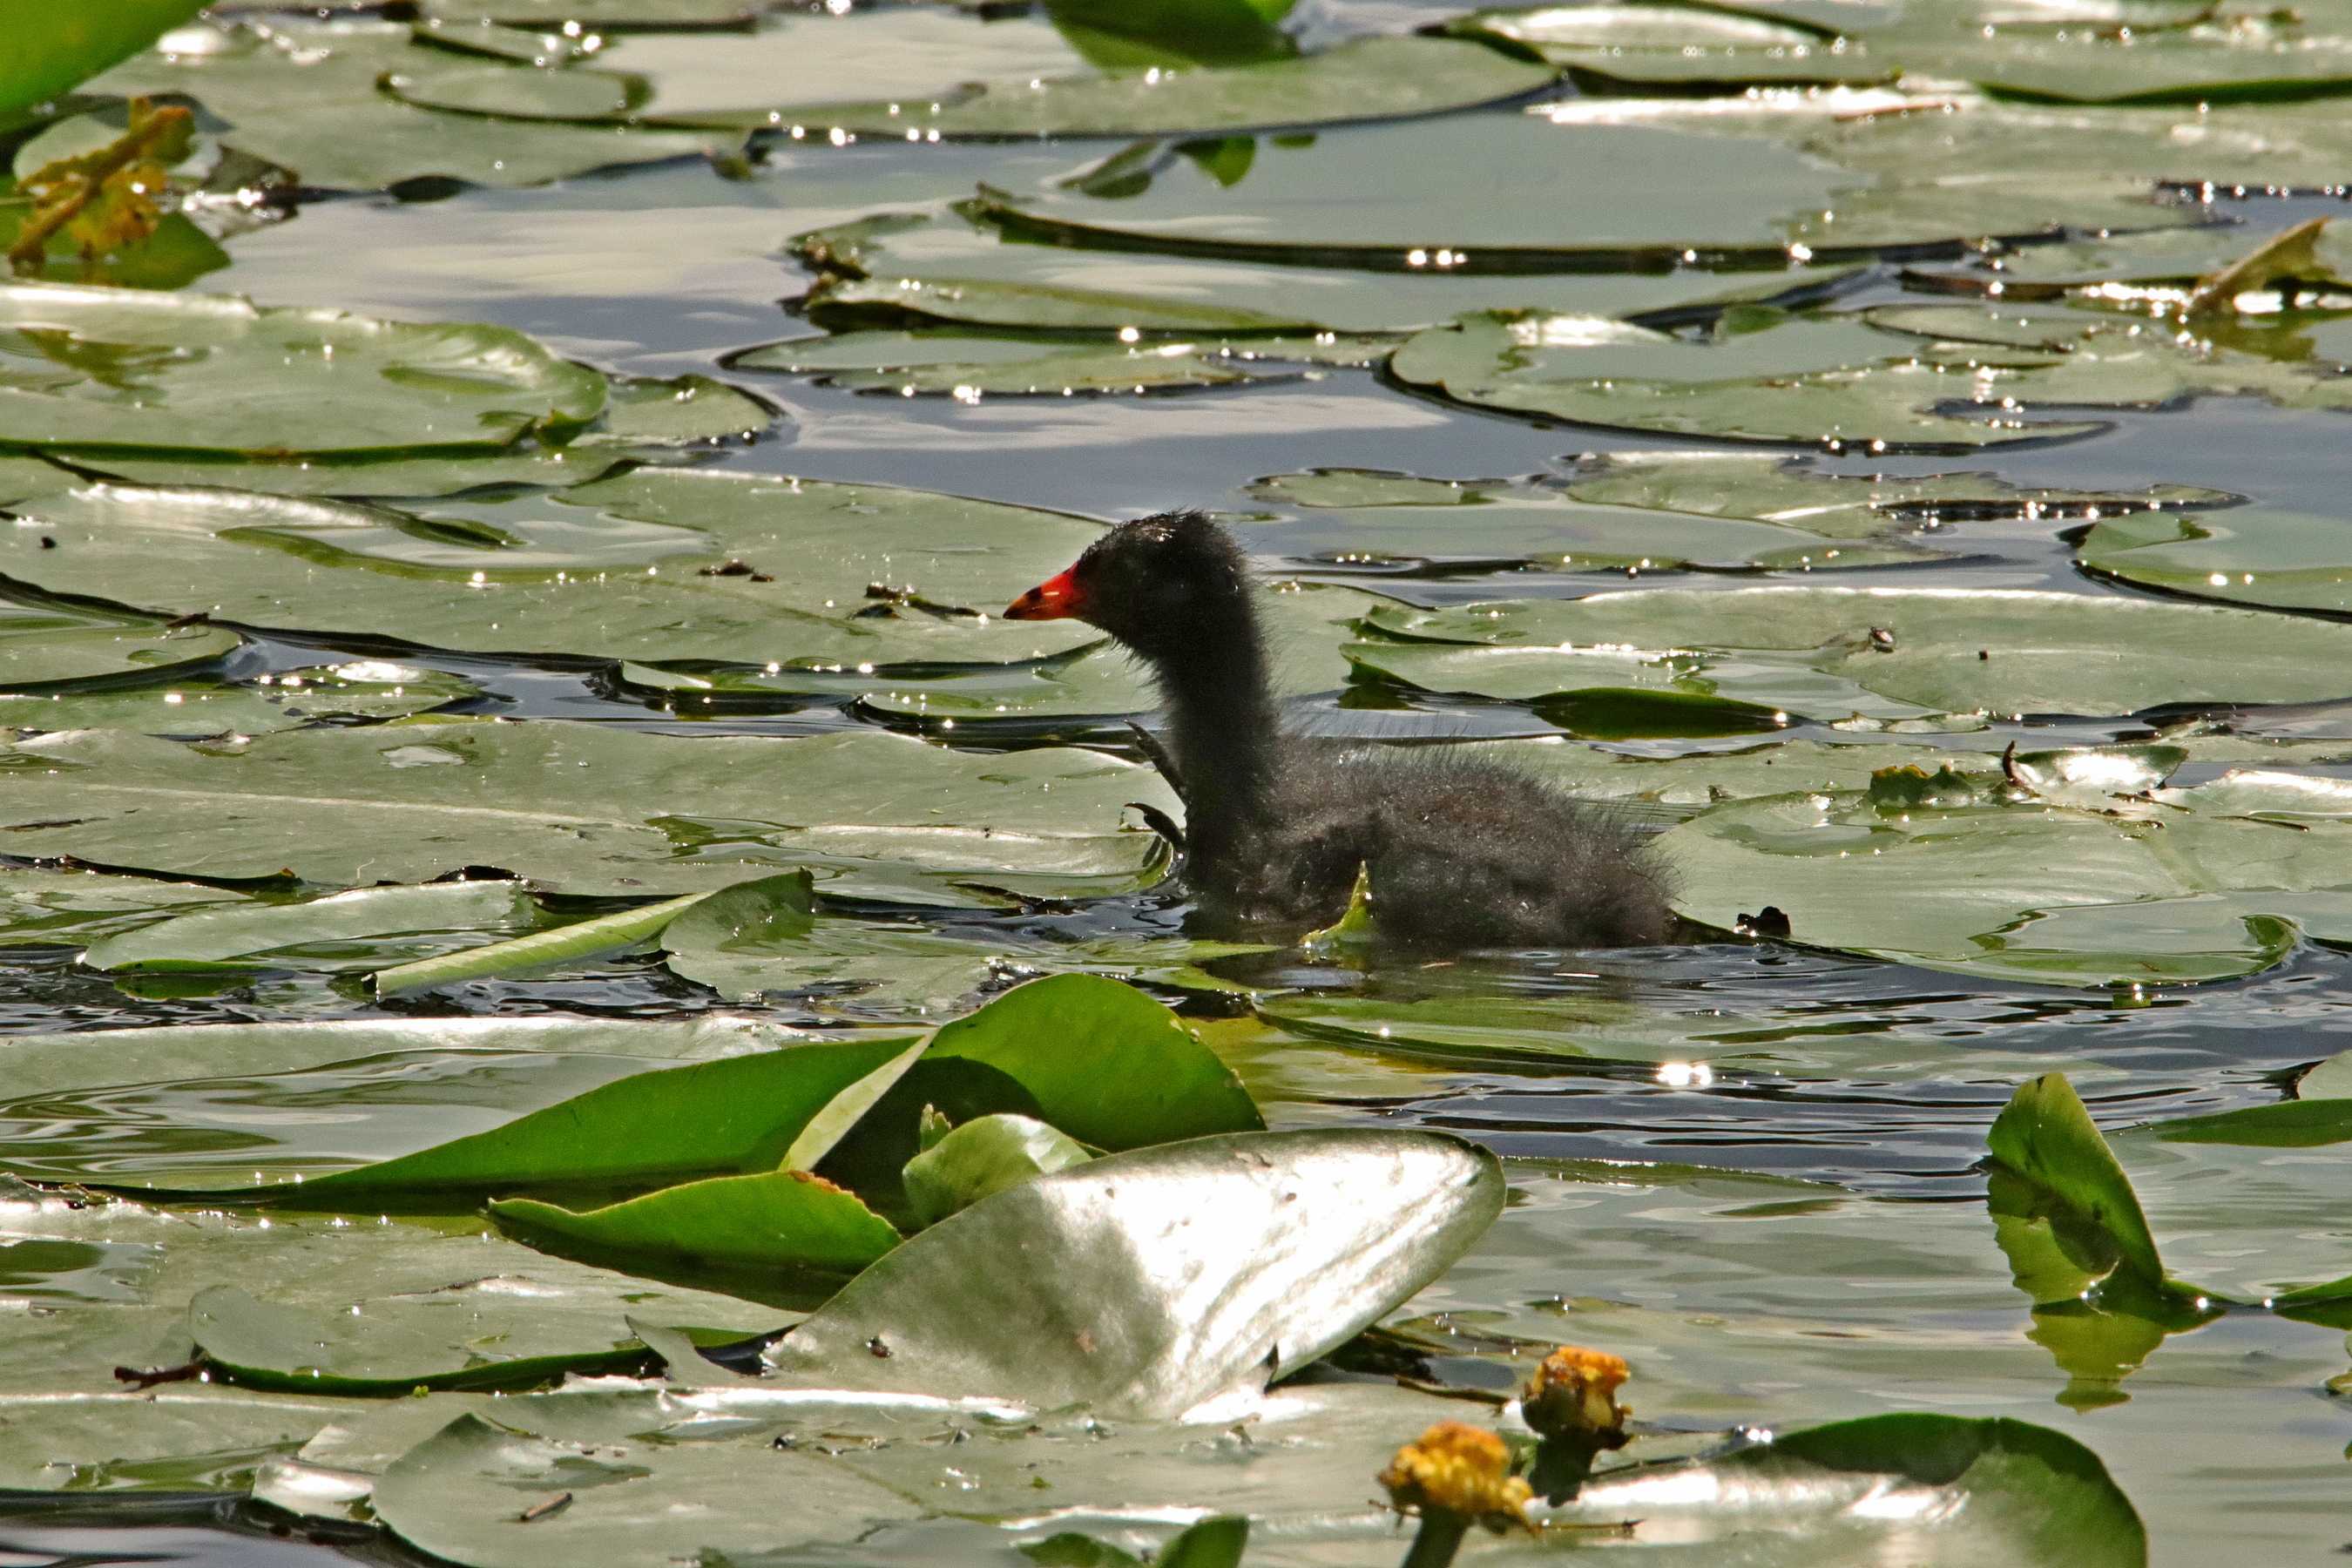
[1006,511,1676,950]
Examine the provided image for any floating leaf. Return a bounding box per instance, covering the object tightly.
[82,879,531,974]
[1448,3,1894,89]
[0,1,208,118]
[803,37,1556,139]
[0,281,605,456]
[492,1169,902,1275]
[87,20,717,192]
[0,720,1177,904]
[0,661,478,741]
[902,1113,1093,1227]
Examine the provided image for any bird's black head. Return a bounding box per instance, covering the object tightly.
[1004,510,1257,666]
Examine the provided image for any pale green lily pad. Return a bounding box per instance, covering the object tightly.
[86,20,718,192]
[1450,3,1895,88]
[736,327,1392,395]
[1559,449,2231,538]
[0,719,1177,903]
[0,866,246,949]
[551,7,1090,126]
[1389,308,2098,450]
[1245,467,1943,571]
[50,374,773,497]
[1908,221,2347,304]
[803,37,1557,139]
[1355,586,2352,724]
[416,0,770,23]
[1661,762,2352,983]
[0,470,1110,668]
[1399,300,2352,449]
[799,206,1863,337]
[0,452,73,503]
[2077,504,2352,614]
[633,580,1389,729]
[0,281,606,456]
[976,107,2158,265]
[79,879,532,974]
[0,661,478,740]
[0,598,238,688]
[1921,16,2352,105]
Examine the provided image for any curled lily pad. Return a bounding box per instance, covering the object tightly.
[764,1128,1503,1417]
[0,281,605,456]
[493,1169,903,1275]
[3,470,1105,668]
[87,20,719,192]
[802,37,1557,139]
[0,720,1179,902]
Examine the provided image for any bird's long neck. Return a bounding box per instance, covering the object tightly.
[1149,608,1281,864]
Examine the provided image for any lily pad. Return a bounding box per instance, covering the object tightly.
[796,206,1864,337]
[87,20,718,192]
[737,327,1392,396]
[1449,3,1895,89]
[0,281,605,456]
[902,1113,1093,1227]
[1245,466,1944,571]
[79,878,532,974]
[807,37,1557,139]
[2076,504,2352,616]
[492,1169,902,1275]
[373,1409,922,1568]
[764,1128,1503,1417]
[0,866,246,950]
[1558,449,2231,538]
[0,661,479,740]
[2,471,1117,670]
[0,720,1179,902]
[1659,759,2352,984]
[0,598,237,688]
[1389,307,2101,450]
[1354,586,2352,724]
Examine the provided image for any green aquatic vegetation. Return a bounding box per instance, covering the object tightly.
[0,0,207,118]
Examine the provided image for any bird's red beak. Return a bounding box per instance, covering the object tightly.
[1005,567,1086,621]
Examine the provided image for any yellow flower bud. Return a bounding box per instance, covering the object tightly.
[1521,1346,1631,1444]
[1377,1421,1532,1531]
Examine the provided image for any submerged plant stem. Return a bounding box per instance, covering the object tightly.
[1399,1512,1470,1568]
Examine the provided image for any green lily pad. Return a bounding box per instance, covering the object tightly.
[1908,221,2350,304]
[902,1113,1093,1227]
[1923,15,2352,105]
[0,720,1179,903]
[86,19,719,192]
[2076,504,2352,615]
[1659,764,2352,984]
[0,598,238,688]
[1558,449,2231,539]
[78,878,531,974]
[2,470,1116,670]
[798,205,1864,337]
[0,661,478,740]
[1245,467,1944,571]
[764,1128,1502,1417]
[1989,1073,2166,1287]
[1355,586,2352,723]
[1449,3,1895,89]
[804,37,1556,139]
[373,1409,922,1568]
[493,1169,902,1275]
[0,281,606,456]
[974,107,2150,267]
[1389,307,2099,450]
[737,327,1392,396]
[0,866,246,950]
[0,204,230,292]
[0,0,209,119]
